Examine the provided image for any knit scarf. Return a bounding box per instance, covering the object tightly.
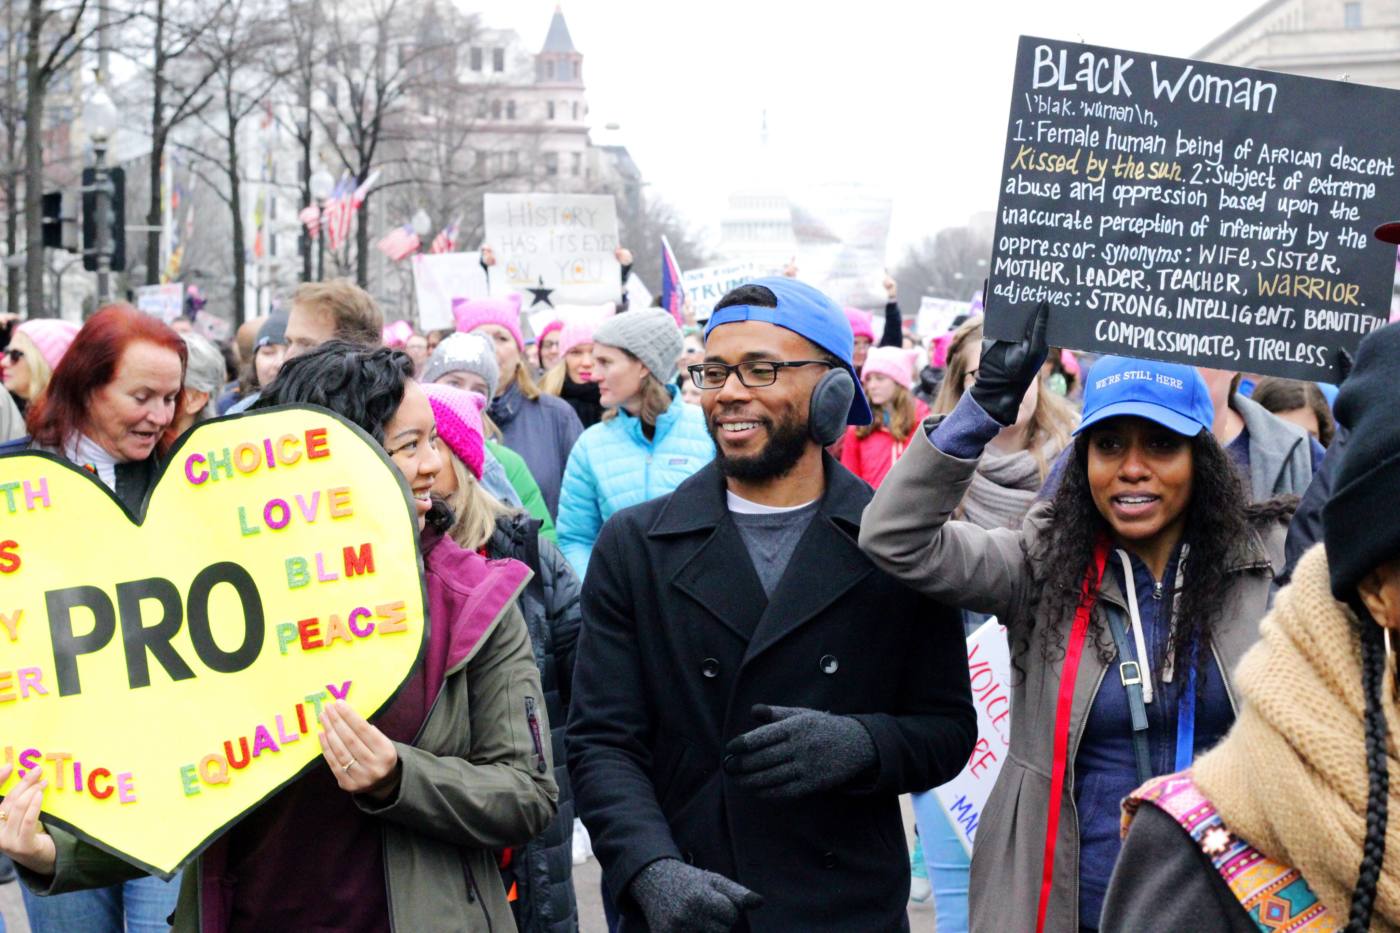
[1193,546,1400,931]
[959,447,1042,530]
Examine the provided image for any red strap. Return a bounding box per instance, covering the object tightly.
[1034,539,1108,933]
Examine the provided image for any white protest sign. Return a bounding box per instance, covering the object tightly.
[932,619,1011,856]
[413,253,490,331]
[682,261,757,321]
[917,297,973,339]
[135,284,184,323]
[483,193,620,305]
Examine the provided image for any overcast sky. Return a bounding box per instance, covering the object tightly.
[463,0,1264,259]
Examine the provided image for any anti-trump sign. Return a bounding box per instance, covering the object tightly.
[0,408,427,876]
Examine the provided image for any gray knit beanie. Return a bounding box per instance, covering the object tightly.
[593,308,684,383]
[421,332,500,398]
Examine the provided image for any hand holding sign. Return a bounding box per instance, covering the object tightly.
[0,407,427,877]
[971,301,1051,425]
[317,700,400,800]
[0,765,54,876]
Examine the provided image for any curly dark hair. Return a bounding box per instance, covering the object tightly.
[1026,429,1294,677]
[254,341,413,444]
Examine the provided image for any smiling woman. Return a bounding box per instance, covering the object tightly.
[859,308,1297,933]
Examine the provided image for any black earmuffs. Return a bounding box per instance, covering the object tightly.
[809,368,855,446]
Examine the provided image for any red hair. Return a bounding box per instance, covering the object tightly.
[26,304,188,451]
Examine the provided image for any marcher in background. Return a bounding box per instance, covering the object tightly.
[455,294,583,520]
[540,321,603,428]
[840,346,926,489]
[1197,367,1323,498]
[11,304,187,931]
[404,332,430,374]
[1103,321,1400,932]
[846,307,877,371]
[1,319,79,415]
[536,319,565,374]
[555,308,713,576]
[426,328,453,353]
[567,278,974,932]
[933,316,1078,530]
[172,332,226,437]
[423,382,583,933]
[0,385,22,442]
[860,306,1294,933]
[1249,376,1336,447]
[422,331,557,540]
[0,341,560,933]
[251,313,289,394]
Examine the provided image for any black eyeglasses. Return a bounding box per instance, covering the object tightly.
[3,348,21,364]
[688,359,835,390]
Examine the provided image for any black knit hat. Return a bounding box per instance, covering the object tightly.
[1324,321,1400,600]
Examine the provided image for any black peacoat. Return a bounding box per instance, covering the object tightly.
[566,455,976,933]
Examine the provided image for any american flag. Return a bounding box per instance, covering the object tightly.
[660,235,684,325]
[298,204,322,238]
[323,174,353,251]
[430,217,460,254]
[377,223,421,262]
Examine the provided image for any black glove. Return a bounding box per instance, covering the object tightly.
[969,300,1050,425]
[629,858,763,933]
[723,704,877,799]
[1335,347,1354,384]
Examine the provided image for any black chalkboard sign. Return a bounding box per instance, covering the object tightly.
[986,35,1400,381]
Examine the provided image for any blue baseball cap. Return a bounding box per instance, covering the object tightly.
[1075,356,1214,438]
[703,277,872,425]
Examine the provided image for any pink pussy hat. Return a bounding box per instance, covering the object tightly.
[421,382,487,480]
[452,293,525,350]
[557,321,596,360]
[861,346,918,391]
[844,308,875,343]
[16,319,81,369]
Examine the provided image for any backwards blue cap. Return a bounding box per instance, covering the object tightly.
[1075,356,1214,438]
[703,277,873,426]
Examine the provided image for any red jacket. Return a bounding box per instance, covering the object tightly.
[840,398,930,488]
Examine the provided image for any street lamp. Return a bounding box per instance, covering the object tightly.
[310,167,334,282]
[82,83,119,305]
[411,209,432,239]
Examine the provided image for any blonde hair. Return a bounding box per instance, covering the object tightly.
[602,371,674,429]
[442,449,515,551]
[501,358,541,401]
[9,331,53,401]
[539,361,567,396]
[856,382,919,443]
[289,279,383,346]
[932,317,1077,480]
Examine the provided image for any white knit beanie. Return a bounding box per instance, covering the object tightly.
[592,308,683,383]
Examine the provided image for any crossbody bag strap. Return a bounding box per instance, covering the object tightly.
[1104,603,1152,786]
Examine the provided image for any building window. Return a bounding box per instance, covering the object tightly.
[547,101,556,119]
[1344,2,1362,27]
[477,98,488,118]
[572,102,579,120]
[491,100,501,119]
[544,152,559,176]
[545,60,555,79]
[571,152,582,177]
[506,100,516,119]
[493,47,505,72]
[470,47,482,71]
[507,151,519,173]
[572,60,581,80]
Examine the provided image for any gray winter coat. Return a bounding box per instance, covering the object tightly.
[1231,391,1314,499]
[858,420,1287,933]
[0,387,22,442]
[488,512,582,933]
[489,383,584,521]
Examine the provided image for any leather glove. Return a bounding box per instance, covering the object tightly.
[723,704,877,799]
[629,858,763,933]
[969,300,1050,425]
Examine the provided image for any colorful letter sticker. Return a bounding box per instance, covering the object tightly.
[0,407,427,876]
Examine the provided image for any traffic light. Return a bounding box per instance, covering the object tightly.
[41,190,78,252]
[81,166,126,272]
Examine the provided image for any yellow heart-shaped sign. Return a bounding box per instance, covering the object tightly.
[0,407,427,877]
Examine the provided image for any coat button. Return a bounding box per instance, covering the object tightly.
[820,654,839,675]
[821,851,837,869]
[701,658,720,679]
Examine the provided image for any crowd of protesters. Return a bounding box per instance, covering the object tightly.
[0,224,1396,933]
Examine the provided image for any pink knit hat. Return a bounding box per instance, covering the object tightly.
[17,319,81,369]
[537,318,564,344]
[421,382,487,480]
[844,308,875,343]
[557,321,595,360]
[453,294,525,350]
[861,346,918,391]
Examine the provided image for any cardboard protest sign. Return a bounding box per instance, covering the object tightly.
[932,619,1010,855]
[135,284,184,324]
[484,193,621,305]
[987,36,1400,381]
[682,261,758,322]
[0,407,427,877]
[413,253,490,331]
[917,297,973,339]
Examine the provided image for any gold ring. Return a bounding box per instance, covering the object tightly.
[0,810,8,823]
[342,759,357,773]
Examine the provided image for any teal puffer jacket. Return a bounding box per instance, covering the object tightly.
[557,389,714,575]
